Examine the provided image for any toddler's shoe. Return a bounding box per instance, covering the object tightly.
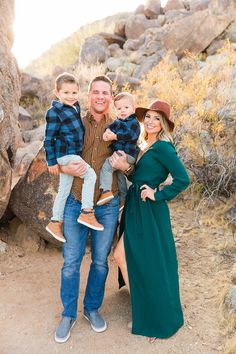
[46,221,65,243]
[97,191,114,206]
[77,210,104,231]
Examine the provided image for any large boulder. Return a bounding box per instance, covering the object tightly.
[79,34,109,65]
[9,147,58,242]
[163,6,236,57]
[144,0,162,19]
[0,0,21,219]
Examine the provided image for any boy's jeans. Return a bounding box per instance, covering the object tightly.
[99,153,135,200]
[51,154,96,221]
[61,193,119,319]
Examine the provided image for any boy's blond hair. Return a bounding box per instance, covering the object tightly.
[114,92,135,105]
[55,72,79,91]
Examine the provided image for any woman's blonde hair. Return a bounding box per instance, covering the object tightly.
[141,111,174,143]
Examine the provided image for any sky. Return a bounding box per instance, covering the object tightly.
[12,0,147,68]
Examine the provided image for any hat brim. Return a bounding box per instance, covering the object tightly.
[135,107,175,131]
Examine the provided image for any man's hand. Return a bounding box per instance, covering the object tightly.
[60,160,88,177]
[109,150,130,172]
[103,128,117,141]
[48,164,60,175]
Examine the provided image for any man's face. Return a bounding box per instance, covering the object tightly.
[88,81,113,115]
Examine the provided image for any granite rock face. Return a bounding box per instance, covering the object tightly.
[0,0,21,219]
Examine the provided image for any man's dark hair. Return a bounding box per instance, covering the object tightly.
[88,75,113,94]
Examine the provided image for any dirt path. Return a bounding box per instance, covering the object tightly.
[0,202,230,354]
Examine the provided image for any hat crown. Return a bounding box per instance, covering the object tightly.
[147,100,170,119]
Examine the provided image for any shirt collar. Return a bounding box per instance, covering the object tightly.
[52,100,80,110]
[85,111,110,124]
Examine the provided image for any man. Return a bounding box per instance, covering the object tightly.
[54,75,132,343]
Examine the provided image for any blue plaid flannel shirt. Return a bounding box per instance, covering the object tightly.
[107,113,140,158]
[43,100,84,166]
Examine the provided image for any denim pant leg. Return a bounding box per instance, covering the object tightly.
[52,154,83,221]
[81,167,96,210]
[99,157,113,191]
[117,171,127,201]
[61,193,89,319]
[116,154,136,201]
[83,196,119,312]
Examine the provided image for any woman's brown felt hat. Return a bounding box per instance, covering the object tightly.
[135,99,174,131]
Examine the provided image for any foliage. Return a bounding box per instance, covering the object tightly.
[133,44,236,201]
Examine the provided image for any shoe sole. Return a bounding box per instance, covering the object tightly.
[96,195,114,206]
[83,314,107,333]
[54,320,76,343]
[46,226,66,243]
[77,219,104,231]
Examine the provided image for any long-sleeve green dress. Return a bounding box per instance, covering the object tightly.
[121,140,190,338]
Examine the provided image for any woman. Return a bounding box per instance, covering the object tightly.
[112,99,190,341]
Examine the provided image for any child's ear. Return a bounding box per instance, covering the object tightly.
[53,89,58,98]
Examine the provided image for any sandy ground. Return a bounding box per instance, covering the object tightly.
[0,202,232,354]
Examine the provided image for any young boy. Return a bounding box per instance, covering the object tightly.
[44,72,104,243]
[97,92,140,208]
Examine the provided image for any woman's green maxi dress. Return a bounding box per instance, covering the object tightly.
[121,140,190,338]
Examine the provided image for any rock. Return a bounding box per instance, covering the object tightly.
[0,1,21,219]
[9,148,61,244]
[163,7,235,58]
[79,34,109,65]
[14,140,43,178]
[18,106,33,131]
[133,54,162,79]
[108,43,123,57]
[106,57,125,72]
[206,39,225,55]
[224,20,236,43]
[114,19,126,37]
[0,149,12,220]
[0,240,8,253]
[123,38,142,52]
[164,9,191,24]
[21,72,47,100]
[163,0,185,12]
[225,285,236,311]
[9,219,42,252]
[98,32,126,47]
[189,0,210,11]
[134,4,145,15]
[144,0,162,19]
[125,14,161,39]
[106,72,140,90]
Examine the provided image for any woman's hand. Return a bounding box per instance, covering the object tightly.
[48,164,60,175]
[140,184,156,202]
[109,151,130,172]
[60,160,88,177]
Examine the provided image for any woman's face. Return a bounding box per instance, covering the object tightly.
[143,110,162,136]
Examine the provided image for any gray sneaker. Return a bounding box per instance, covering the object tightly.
[83,310,107,333]
[54,316,76,343]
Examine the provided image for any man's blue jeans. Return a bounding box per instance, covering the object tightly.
[61,193,119,319]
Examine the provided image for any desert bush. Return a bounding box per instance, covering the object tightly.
[133,44,236,201]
